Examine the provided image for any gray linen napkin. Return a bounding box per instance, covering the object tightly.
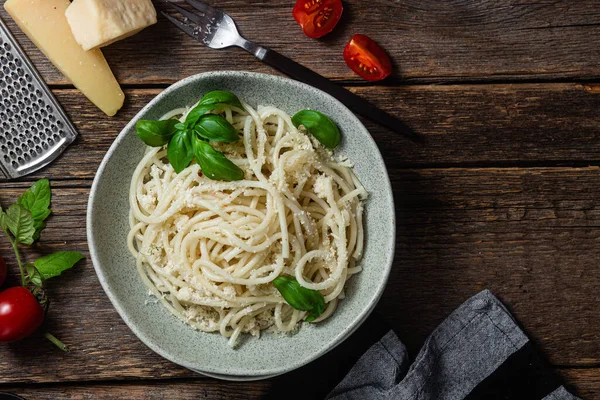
[327,290,580,400]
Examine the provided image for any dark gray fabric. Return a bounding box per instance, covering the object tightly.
[543,387,581,400]
[327,290,580,400]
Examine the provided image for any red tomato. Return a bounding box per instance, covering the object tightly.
[0,287,44,342]
[293,0,343,39]
[0,257,6,287]
[343,34,392,81]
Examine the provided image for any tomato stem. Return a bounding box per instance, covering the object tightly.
[8,236,26,287]
[44,332,70,352]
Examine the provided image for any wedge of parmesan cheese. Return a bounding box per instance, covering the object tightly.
[4,0,125,116]
[65,0,157,51]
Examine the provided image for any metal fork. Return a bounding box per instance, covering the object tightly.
[163,0,416,140]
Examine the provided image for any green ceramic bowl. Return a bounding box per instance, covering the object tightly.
[87,71,395,379]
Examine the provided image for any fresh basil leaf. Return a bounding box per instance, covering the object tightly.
[136,119,179,147]
[25,262,43,286]
[195,114,240,143]
[273,275,325,322]
[17,178,51,222]
[168,130,195,173]
[292,110,341,150]
[4,204,35,245]
[34,251,85,280]
[194,139,244,181]
[199,90,244,110]
[184,103,219,128]
[0,206,7,232]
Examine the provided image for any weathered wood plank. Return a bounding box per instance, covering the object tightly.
[1,1,600,85]
[1,381,271,400]
[7,83,600,182]
[0,368,598,399]
[1,167,599,383]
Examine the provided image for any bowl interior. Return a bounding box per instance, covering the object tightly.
[87,71,395,378]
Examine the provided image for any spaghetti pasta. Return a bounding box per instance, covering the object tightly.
[127,97,367,347]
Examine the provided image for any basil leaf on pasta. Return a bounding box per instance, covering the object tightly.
[194,139,244,181]
[273,275,326,322]
[195,114,240,143]
[200,90,244,110]
[292,110,341,150]
[185,103,219,128]
[168,130,195,173]
[136,119,178,147]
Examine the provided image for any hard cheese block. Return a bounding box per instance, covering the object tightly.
[66,0,157,51]
[4,0,125,116]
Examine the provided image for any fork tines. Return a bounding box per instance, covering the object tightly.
[163,0,219,41]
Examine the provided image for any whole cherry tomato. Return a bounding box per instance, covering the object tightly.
[343,34,392,81]
[0,257,6,287]
[293,0,343,39]
[0,286,44,342]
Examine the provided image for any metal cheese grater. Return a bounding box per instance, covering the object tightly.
[0,17,78,180]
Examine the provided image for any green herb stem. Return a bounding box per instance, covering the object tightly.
[8,235,26,286]
[44,332,70,352]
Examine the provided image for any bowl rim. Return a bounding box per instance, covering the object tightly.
[86,70,396,379]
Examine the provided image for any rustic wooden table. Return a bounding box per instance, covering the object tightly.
[1,0,600,398]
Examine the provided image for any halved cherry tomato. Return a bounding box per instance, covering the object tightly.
[343,34,392,81]
[0,286,44,342]
[293,0,343,39]
[0,257,6,287]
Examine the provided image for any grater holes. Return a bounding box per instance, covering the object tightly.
[0,55,6,65]
[52,133,60,142]
[3,155,9,163]
[49,114,56,122]
[3,42,10,51]
[6,53,13,62]
[25,73,32,82]
[59,129,66,138]
[47,136,55,146]
[11,161,18,169]
[27,83,33,91]
[46,104,52,112]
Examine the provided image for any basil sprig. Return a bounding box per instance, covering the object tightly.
[273,275,326,322]
[292,110,341,150]
[135,90,245,179]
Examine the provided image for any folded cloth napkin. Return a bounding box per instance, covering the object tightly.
[326,290,581,400]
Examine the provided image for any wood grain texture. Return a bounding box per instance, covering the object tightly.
[1,167,600,383]
[2,369,599,399]
[4,83,599,183]
[1,0,600,85]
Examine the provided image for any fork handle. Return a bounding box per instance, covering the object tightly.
[254,47,417,140]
